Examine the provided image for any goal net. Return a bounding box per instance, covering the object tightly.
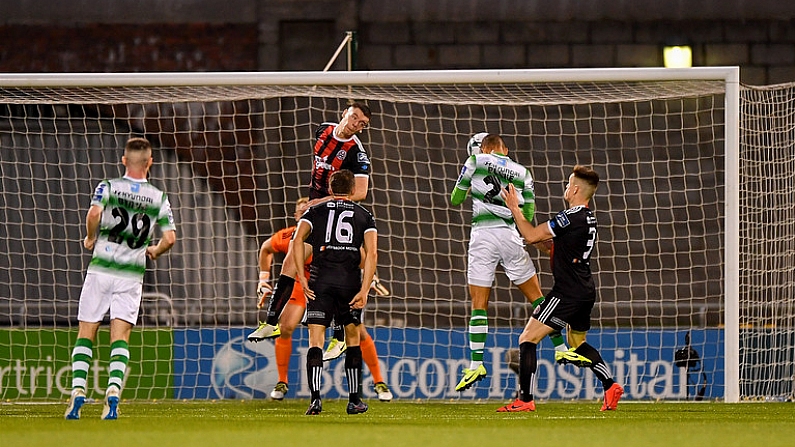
[2,68,782,404]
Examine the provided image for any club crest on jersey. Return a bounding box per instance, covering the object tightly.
[555,211,571,228]
[336,151,347,161]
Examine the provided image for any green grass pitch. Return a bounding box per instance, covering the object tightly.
[2,399,794,447]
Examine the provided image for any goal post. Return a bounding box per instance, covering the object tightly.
[0,67,762,403]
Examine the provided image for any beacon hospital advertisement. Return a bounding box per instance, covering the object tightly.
[1,327,723,401]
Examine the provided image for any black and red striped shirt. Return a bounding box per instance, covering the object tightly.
[308,123,371,199]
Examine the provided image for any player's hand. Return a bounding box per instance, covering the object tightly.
[307,196,333,207]
[146,246,161,260]
[500,184,521,212]
[83,236,96,251]
[295,276,314,301]
[256,281,273,308]
[349,291,368,309]
[532,239,554,255]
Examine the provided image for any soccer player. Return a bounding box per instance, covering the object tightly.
[450,134,589,392]
[497,165,624,412]
[292,169,377,415]
[251,197,393,402]
[65,137,176,420]
[250,101,373,339]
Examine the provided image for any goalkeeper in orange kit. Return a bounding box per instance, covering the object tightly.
[249,196,393,402]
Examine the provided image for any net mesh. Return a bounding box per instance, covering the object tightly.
[0,73,788,401]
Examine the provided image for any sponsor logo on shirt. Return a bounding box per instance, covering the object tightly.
[93,183,106,202]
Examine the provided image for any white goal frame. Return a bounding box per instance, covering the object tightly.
[0,67,741,402]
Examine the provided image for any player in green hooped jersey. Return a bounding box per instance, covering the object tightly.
[450,134,587,395]
[65,137,176,421]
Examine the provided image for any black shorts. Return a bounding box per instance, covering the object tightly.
[533,293,594,332]
[305,282,362,327]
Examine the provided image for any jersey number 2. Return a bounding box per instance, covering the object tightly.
[483,175,502,204]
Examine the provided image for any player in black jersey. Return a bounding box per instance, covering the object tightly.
[497,165,624,413]
[249,101,373,336]
[247,102,393,401]
[292,169,378,415]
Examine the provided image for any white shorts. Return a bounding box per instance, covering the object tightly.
[78,272,142,325]
[467,226,537,287]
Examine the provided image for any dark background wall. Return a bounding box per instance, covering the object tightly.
[1,0,795,84]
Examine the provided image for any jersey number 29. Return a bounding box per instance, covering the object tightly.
[108,207,150,249]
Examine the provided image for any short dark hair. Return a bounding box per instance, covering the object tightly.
[572,165,600,189]
[349,101,372,119]
[329,169,356,196]
[481,134,504,151]
[125,137,152,153]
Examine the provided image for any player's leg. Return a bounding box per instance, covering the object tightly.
[497,317,553,412]
[249,241,310,341]
[567,318,624,411]
[324,248,389,360]
[515,275,567,349]
[65,321,101,419]
[514,276,590,366]
[271,297,304,400]
[455,283,490,391]
[456,230,497,392]
[102,282,139,421]
[359,325,393,401]
[344,319,368,414]
[102,318,133,420]
[323,324,347,361]
[305,323,325,415]
[66,273,106,420]
[304,285,332,415]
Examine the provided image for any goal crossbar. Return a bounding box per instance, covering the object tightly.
[0,67,739,87]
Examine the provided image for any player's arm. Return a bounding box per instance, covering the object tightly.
[351,229,377,310]
[147,197,177,260]
[349,175,369,202]
[83,204,103,250]
[502,184,552,244]
[450,187,468,206]
[519,171,536,223]
[255,237,277,308]
[291,221,314,300]
[450,159,475,206]
[146,230,176,260]
[521,189,535,223]
[307,196,333,207]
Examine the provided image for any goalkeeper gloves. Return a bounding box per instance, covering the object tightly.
[257,271,273,308]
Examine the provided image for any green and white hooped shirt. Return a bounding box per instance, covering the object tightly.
[87,176,175,281]
[454,152,535,230]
